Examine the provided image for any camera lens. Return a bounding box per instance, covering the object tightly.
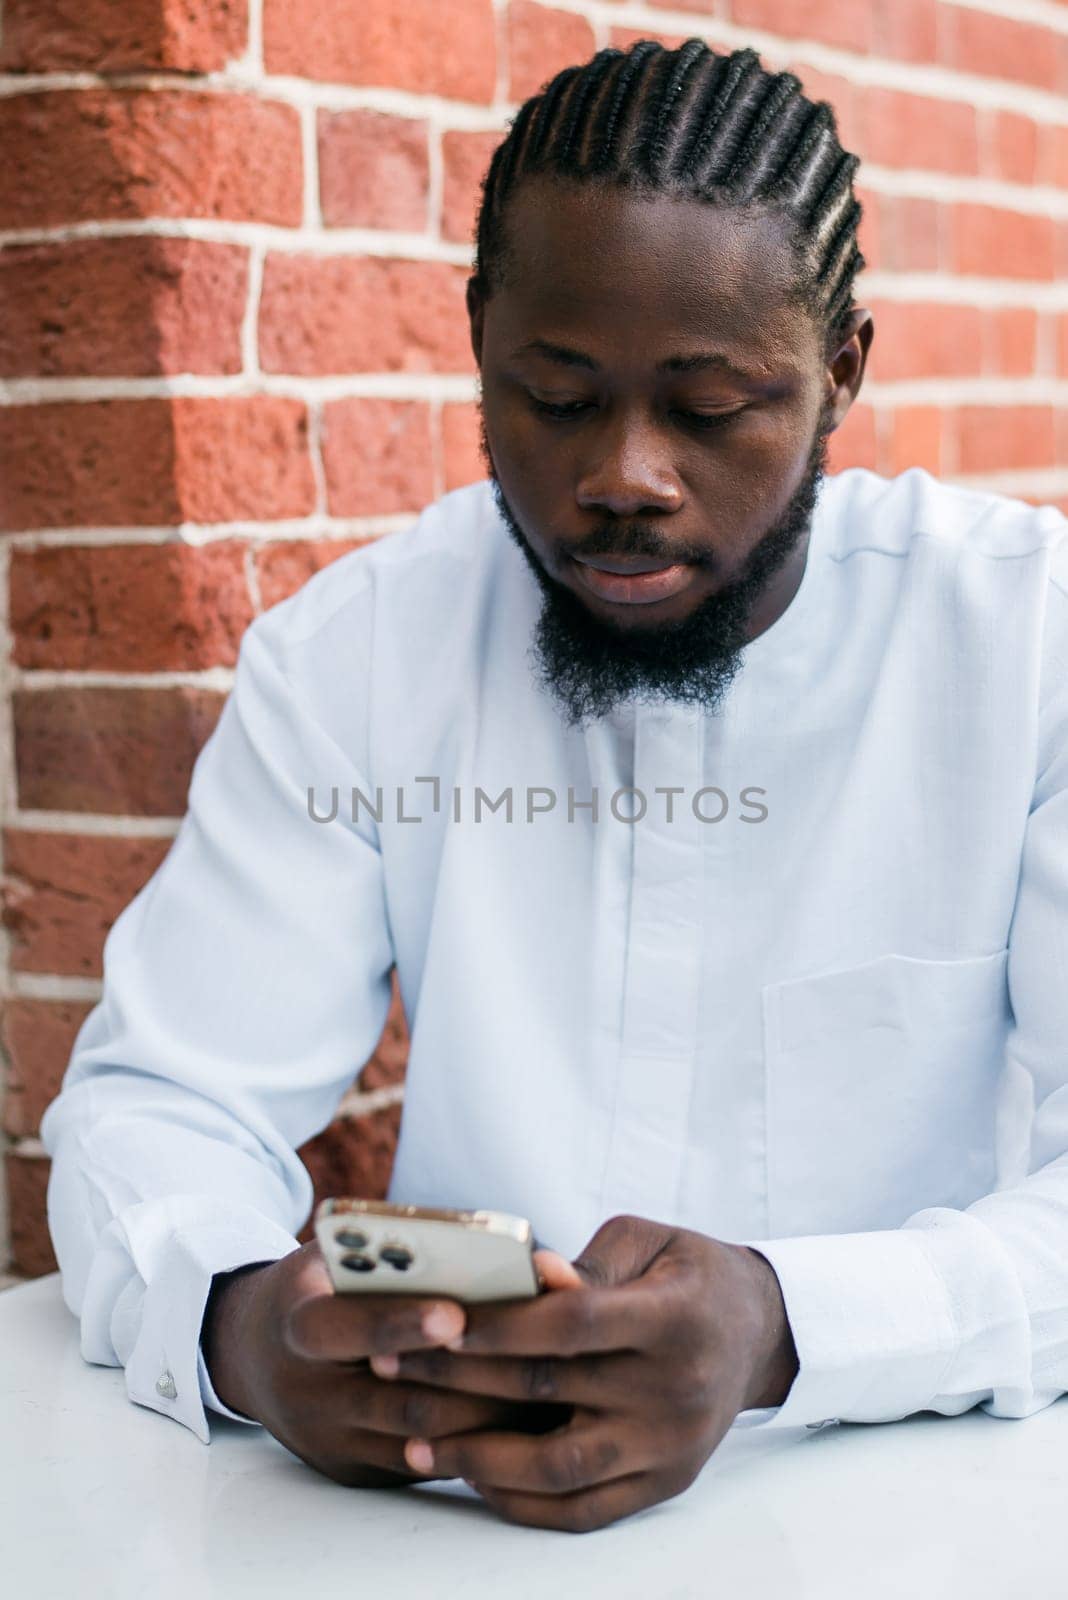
[379,1246,414,1271]
[339,1252,376,1273]
[334,1229,369,1250]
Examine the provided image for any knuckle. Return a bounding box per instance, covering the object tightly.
[398,1389,434,1438]
[543,1436,590,1494]
[522,1357,558,1401]
[557,1295,596,1357]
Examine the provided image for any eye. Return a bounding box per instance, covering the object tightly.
[675,409,745,430]
[529,396,594,421]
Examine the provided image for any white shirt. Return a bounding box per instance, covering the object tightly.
[40,467,1068,1446]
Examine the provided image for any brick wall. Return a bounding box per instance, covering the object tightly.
[1,0,1066,1279]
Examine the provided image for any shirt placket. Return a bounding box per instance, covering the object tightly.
[597,703,706,1223]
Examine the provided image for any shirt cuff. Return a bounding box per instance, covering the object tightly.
[83,1197,301,1445]
[737,1229,960,1429]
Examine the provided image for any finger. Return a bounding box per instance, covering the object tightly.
[533,1249,584,1291]
[348,1374,531,1441]
[285,1293,465,1362]
[304,1427,444,1488]
[376,1345,640,1408]
[404,1417,649,1495]
[446,1282,660,1359]
[473,1472,669,1534]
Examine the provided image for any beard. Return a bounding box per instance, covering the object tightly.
[483,402,833,728]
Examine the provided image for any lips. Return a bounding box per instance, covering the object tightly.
[575,555,678,575]
[570,555,696,606]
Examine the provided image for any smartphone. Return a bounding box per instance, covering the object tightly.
[314,1198,541,1303]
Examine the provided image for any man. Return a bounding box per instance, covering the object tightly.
[40,38,1068,1534]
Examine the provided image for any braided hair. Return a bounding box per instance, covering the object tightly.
[474,38,866,355]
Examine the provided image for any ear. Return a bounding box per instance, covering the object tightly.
[467,276,486,370]
[824,307,874,430]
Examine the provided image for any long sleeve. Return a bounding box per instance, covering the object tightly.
[39,601,396,1444]
[748,564,1068,1430]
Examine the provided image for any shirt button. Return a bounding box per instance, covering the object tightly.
[156,1371,178,1400]
[806,1418,836,1430]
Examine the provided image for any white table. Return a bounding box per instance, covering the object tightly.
[3,1273,1066,1598]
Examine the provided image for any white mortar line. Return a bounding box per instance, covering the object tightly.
[940,0,1068,31]
[10,1139,48,1160]
[0,535,14,1272]
[7,372,1068,408]
[2,27,1068,120]
[244,0,264,74]
[579,0,1068,117]
[301,103,323,231]
[426,119,446,243]
[3,515,414,549]
[337,1083,407,1120]
[240,244,265,377]
[0,374,481,404]
[243,543,264,617]
[8,811,181,836]
[0,219,476,262]
[13,667,236,690]
[6,975,103,1002]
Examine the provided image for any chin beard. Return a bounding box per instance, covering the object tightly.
[484,407,833,728]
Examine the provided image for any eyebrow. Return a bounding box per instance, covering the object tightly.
[511,339,762,385]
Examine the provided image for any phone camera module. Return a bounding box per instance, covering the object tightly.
[334,1229,370,1250]
[339,1252,377,1274]
[379,1245,415,1272]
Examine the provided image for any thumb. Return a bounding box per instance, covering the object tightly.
[533,1248,585,1291]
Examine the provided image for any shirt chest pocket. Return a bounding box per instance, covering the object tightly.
[761,949,1011,1238]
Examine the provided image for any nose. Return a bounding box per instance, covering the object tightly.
[575,414,683,519]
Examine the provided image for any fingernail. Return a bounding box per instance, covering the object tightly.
[423,1304,464,1342]
[444,1334,464,1351]
[405,1438,434,1474]
[370,1353,399,1379]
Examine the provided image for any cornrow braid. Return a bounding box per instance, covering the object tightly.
[474,37,867,354]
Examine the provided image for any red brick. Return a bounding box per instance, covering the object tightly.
[986,308,1038,378]
[867,302,983,383]
[1,830,173,977]
[318,111,429,232]
[860,88,979,176]
[255,539,372,612]
[854,184,881,273]
[442,129,503,246]
[10,543,254,672]
[779,64,860,153]
[13,688,225,817]
[730,0,874,54]
[952,205,1057,281]
[1045,125,1068,189]
[263,0,496,103]
[878,196,944,273]
[987,111,1040,187]
[321,400,435,517]
[828,402,877,473]
[259,256,472,375]
[6,1152,56,1278]
[957,406,1056,475]
[882,407,945,477]
[1,999,94,1138]
[0,239,247,379]
[358,969,409,1090]
[0,399,316,532]
[507,1,597,100]
[943,8,1062,94]
[442,402,486,492]
[0,91,302,231]
[296,1103,401,1231]
[0,0,247,73]
[608,27,690,55]
[873,0,938,62]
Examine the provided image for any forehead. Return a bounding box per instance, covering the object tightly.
[487,176,820,374]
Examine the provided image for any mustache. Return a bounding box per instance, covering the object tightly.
[569,523,710,567]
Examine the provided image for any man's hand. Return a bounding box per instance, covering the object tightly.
[369,1215,799,1531]
[200,1241,546,1489]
